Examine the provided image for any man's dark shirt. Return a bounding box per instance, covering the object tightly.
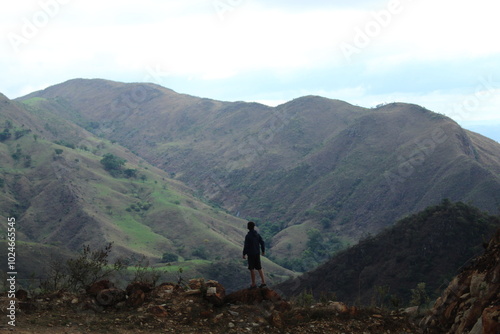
[243,230,265,256]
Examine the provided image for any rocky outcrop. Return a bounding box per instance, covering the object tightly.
[421,229,500,333]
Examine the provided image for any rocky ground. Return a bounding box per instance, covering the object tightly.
[1,279,421,334]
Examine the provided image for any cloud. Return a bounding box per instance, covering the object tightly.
[0,0,499,131]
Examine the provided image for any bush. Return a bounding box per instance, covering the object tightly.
[131,256,164,287]
[54,140,76,149]
[0,129,11,141]
[192,246,209,260]
[100,153,126,176]
[161,252,178,263]
[123,168,138,178]
[11,148,22,160]
[66,243,123,291]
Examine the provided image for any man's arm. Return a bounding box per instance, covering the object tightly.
[243,234,249,258]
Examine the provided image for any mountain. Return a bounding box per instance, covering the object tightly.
[0,92,291,291]
[18,79,500,269]
[274,200,500,306]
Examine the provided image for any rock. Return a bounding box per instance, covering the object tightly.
[19,301,37,313]
[96,288,126,306]
[261,288,282,302]
[470,272,486,297]
[151,283,176,299]
[213,313,224,324]
[200,310,214,318]
[268,310,283,328]
[87,280,114,297]
[205,280,225,307]
[127,289,145,307]
[149,305,168,317]
[80,299,104,313]
[188,278,204,290]
[469,317,483,334]
[225,287,284,305]
[482,306,500,334]
[403,306,419,317]
[126,281,153,296]
[444,301,458,319]
[330,301,349,314]
[16,289,29,300]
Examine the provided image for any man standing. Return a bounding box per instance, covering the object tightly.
[242,221,266,289]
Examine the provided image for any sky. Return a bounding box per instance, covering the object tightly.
[1,0,499,141]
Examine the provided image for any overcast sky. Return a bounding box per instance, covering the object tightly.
[1,0,499,140]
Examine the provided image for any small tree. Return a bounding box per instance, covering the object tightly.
[40,258,70,292]
[131,256,164,287]
[410,282,430,311]
[100,153,126,177]
[123,168,138,178]
[66,243,124,291]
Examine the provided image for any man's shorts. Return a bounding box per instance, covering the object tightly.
[247,254,262,270]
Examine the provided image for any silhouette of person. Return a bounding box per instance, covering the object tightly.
[242,221,266,289]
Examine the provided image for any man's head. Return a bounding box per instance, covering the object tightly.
[247,221,255,230]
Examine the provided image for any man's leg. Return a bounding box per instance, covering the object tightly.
[258,269,266,285]
[250,269,256,287]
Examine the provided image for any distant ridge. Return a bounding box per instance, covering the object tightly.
[274,200,500,305]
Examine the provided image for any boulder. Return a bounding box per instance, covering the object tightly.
[126,281,153,295]
[205,280,225,306]
[126,289,145,307]
[86,280,114,297]
[225,287,289,311]
[96,288,126,306]
[482,306,500,334]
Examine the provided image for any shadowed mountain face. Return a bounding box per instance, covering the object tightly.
[274,200,500,306]
[19,79,500,260]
